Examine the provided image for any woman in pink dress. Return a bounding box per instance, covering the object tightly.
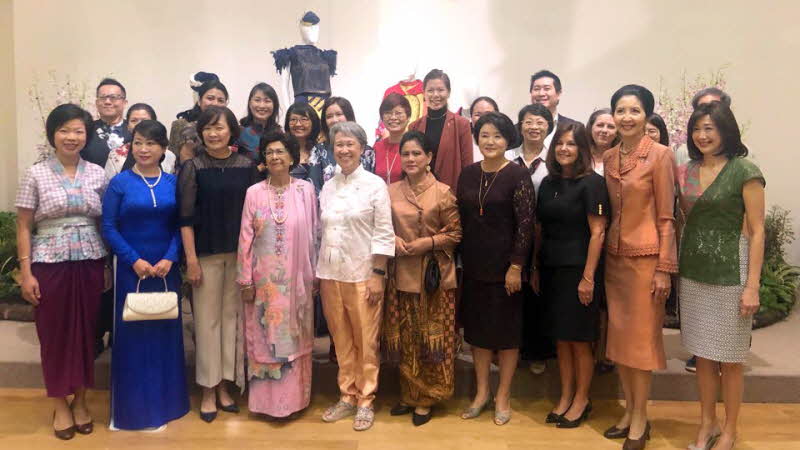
[237,130,319,418]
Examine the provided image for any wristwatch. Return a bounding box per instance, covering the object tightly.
[372,268,386,276]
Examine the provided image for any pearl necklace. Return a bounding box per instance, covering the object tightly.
[267,177,290,224]
[133,165,162,207]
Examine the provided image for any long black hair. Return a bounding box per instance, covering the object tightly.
[240,82,280,131]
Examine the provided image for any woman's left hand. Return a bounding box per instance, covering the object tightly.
[578,278,595,306]
[740,286,760,316]
[505,266,522,296]
[152,259,173,278]
[651,271,671,303]
[403,238,431,256]
[365,274,385,305]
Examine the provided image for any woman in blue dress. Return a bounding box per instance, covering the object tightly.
[102,120,190,430]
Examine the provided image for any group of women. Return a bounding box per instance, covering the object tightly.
[15,68,764,450]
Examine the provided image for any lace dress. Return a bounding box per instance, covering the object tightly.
[678,157,765,362]
[456,162,535,350]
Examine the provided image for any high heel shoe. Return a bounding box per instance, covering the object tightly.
[52,412,76,440]
[623,422,651,450]
[461,396,491,420]
[494,408,512,426]
[687,425,721,450]
[412,407,432,426]
[556,401,592,429]
[546,401,572,424]
[390,403,413,416]
[604,424,631,439]
[218,400,240,414]
[546,410,566,424]
[68,402,94,435]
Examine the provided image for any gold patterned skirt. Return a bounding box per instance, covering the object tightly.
[383,278,457,407]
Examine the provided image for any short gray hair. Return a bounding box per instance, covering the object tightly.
[329,121,367,149]
[691,87,731,110]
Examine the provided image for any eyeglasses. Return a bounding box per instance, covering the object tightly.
[289,117,311,125]
[97,94,126,102]
[264,148,288,157]
[382,111,407,119]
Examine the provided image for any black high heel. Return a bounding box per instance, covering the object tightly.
[218,400,240,414]
[622,422,651,450]
[390,403,413,416]
[52,412,76,440]
[604,424,630,439]
[412,407,433,426]
[556,401,592,429]
[545,401,572,424]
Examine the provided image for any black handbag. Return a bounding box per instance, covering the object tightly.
[424,247,441,295]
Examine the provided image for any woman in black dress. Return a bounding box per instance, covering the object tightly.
[534,122,608,428]
[457,112,535,426]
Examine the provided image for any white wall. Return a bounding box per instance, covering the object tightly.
[0,0,17,210]
[7,0,800,261]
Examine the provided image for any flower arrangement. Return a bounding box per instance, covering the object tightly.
[654,66,731,148]
[27,71,98,162]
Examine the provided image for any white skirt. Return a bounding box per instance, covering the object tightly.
[679,237,752,363]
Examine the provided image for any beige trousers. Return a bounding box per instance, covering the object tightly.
[193,252,239,387]
[321,279,383,408]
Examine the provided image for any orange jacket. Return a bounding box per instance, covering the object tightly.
[603,136,678,273]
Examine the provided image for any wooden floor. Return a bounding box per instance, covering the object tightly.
[0,389,798,449]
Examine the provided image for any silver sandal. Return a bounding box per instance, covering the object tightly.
[494,409,512,426]
[461,397,492,420]
[353,406,375,431]
[322,401,356,423]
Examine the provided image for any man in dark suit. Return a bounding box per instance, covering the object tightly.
[80,78,131,168]
[529,70,578,147]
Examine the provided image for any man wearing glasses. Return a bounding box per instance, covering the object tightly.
[80,78,131,168]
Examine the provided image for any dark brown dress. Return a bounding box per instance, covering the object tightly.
[456,162,535,350]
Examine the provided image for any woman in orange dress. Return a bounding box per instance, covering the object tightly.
[602,85,678,450]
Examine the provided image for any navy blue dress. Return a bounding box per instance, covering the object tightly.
[102,170,190,430]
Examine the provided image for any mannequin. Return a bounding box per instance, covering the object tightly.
[272,11,337,116]
[375,60,425,140]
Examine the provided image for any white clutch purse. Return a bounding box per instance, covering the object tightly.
[123,277,179,322]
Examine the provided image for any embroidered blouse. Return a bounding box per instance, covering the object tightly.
[15,158,108,263]
[603,136,678,273]
[678,157,765,285]
[317,166,395,282]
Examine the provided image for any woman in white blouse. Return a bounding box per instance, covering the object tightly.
[317,121,395,432]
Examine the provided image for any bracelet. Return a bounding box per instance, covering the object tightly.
[509,264,522,271]
[372,268,386,276]
[18,255,30,261]
[582,275,595,285]
[240,285,254,291]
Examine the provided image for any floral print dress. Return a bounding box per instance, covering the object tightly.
[237,178,319,417]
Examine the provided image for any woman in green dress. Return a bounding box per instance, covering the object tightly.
[677,102,765,450]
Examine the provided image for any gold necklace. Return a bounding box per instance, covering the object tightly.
[478,162,507,216]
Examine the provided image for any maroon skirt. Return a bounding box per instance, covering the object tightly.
[32,259,104,397]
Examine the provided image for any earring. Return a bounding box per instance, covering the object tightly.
[426,165,431,172]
